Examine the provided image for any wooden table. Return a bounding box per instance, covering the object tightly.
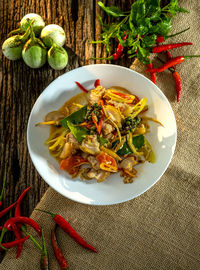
[0,0,133,260]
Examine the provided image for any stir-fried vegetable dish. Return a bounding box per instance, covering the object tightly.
[37,81,162,183]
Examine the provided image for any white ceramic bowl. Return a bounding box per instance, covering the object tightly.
[27,64,177,205]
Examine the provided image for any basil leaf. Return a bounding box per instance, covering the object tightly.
[67,121,89,143]
[98,1,125,17]
[60,106,87,129]
[114,135,145,155]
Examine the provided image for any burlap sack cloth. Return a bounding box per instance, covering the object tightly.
[1,1,200,269]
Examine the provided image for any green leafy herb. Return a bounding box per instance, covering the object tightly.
[60,105,87,129]
[113,134,145,155]
[98,1,126,17]
[98,135,108,146]
[66,121,89,143]
[93,0,189,64]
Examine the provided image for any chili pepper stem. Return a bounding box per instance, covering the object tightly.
[21,225,42,251]
[168,27,190,38]
[184,55,200,59]
[35,208,56,218]
[0,228,8,250]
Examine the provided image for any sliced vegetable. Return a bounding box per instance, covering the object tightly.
[96,152,118,172]
[109,119,122,143]
[105,89,135,103]
[131,98,147,118]
[60,156,88,175]
[141,116,164,127]
[113,135,145,155]
[92,112,103,134]
[100,146,122,161]
[142,138,156,163]
[127,133,143,156]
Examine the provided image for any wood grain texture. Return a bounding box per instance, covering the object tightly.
[0,0,131,260]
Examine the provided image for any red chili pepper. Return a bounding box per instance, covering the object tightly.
[15,187,31,218]
[36,209,97,253]
[146,55,200,73]
[112,34,127,60]
[75,81,88,93]
[94,79,100,88]
[92,112,103,135]
[12,224,23,258]
[156,35,165,43]
[0,174,6,208]
[157,57,181,102]
[166,51,176,71]
[51,228,69,270]
[152,42,193,53]
[0,201,17,219]
[172,71,181,102]
[41,229,49,270]
[4,216,42,237]
[147,63,156,85]
[0,235,29,251]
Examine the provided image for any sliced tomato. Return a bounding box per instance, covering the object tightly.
[60,155,88,175]
[96,152,118,172]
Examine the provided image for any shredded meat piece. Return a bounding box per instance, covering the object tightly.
[119,157,137,171]
[89,86,105,104]
[66,132,79,149]
[80,135,100,155]
[102,122,114,136]
[123,176,134,184]
[88,155,100,170]
[60,142,75,159]
[87,168,110,182]
[79,168,92,181]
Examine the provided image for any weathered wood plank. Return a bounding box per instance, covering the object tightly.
[0,0,131,261]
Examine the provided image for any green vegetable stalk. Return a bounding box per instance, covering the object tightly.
[2,27,31,60]
[22,25,47,68]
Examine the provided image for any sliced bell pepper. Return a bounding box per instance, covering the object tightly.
[100,146,122,161]
[131,98,147,118]
[92,112,103,134]
[105,90,135,103]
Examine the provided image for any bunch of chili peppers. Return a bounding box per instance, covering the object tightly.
[94,29,200,103]
[0,175,97,269]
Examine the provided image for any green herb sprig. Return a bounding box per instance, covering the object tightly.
[92,0,189,64]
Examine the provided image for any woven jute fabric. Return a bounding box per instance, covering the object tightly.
[1,1,200,269]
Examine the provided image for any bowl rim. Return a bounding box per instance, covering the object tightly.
[27,63,177,205]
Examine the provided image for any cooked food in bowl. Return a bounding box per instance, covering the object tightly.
[37,80,162,183]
